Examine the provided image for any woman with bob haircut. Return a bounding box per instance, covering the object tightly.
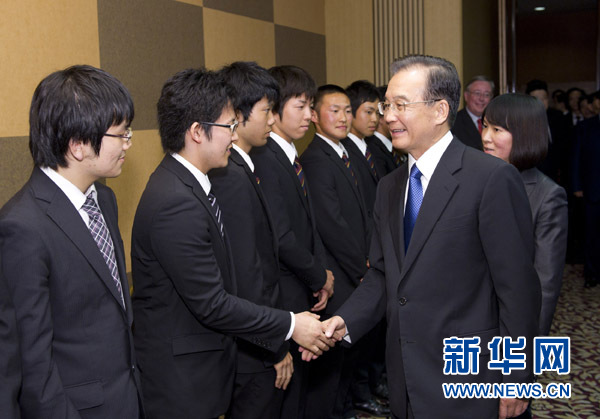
[481,93,568,336]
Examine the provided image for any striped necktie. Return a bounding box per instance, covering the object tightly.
[365,146,378,178]
[293,157,307,196]
[207,192,224,237]
[342,152,357,186]
[392,149,402,167]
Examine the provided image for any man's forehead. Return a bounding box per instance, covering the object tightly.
[468,80,492,92]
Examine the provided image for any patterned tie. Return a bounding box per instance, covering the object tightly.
[403,164,423,252]
[208,192,224,237]
[255,175,261,185]
[81,191,125,308]
[365,146,378,178]
[477,118,483,134]
[293,157,307,197]
[392,149,403,167]
[341,152,358,186]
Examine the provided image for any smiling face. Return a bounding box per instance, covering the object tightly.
[82,120,132,180]
[312,92,352,143]
[273,94,313,142]
[481,117,513,163]
[351,100,379,139]
[199,104,238,171]
[236,97,275,152]
[464,80,493,117]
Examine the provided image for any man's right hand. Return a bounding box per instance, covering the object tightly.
[323,315,347,341]
[311,270,335,312]
[292,312,335,357]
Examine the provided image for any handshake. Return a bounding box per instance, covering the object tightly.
[291,313,348,361]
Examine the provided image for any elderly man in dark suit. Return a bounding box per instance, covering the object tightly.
[325,55,540,419]
[0,65,143,418]
[451,75,494,150]
[131,68,334,419]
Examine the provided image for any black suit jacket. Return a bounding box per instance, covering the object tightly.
[251,137,327,313]
[300,136,369,313]
[573,115,600,202]
[0,265,21,419]
[131,154,290,419]
[366,135,398,176]
[337,138,540,418]
[451,108,483,150]
[210,148,288,373]
[521,168,568,335]
[0,168,142,419]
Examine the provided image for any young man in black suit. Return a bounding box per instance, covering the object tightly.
[0,65,144,418]
[251,65,334,418]
[0,264,21,419]
[131,68,333,419]
[209,61,292,419]
[300,85,370,418]
[325,55,540,419]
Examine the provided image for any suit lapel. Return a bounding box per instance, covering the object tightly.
[398,139,462,282]
[344,139,378,183]
[389,165,408,277]
[31,170,128,312]
[268,138,311,214]
[316,137,364,205]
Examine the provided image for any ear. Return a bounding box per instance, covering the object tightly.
[189,122,204,144]
[67,139,86,162]
[433,100,450,126]
[310,108,319,124]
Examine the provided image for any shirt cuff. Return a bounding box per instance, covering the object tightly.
[285,312,295,341]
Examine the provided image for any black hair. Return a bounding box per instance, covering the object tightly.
[525,79,548,95]
[482,93,548,171]
[345,80,380,116]
[157,68,230,153]
[29,65,134,169]
[376,85,387,102]
[390,54,461,126]
[219,61,279,122]
[314,84,349,112]
[566,87,586,111]
[268,65,316,117]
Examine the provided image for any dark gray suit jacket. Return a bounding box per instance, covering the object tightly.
[131,155,290,418]
[0,265,21,419]
[0,168,142,419]
[337,138,540,418]
[521,168,568,335]
[451,108,483,151]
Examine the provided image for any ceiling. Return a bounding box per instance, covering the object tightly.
[517,0,597,15]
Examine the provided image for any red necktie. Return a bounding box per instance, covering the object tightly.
[477,118,483,134]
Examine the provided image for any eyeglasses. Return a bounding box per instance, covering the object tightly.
[378,99,442,115]
[104,127,133,143]
[467,90,493,99]
[199,120,239,135]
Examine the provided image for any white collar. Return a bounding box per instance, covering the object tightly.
[347,133,367,155]
[171,152,212,196]
[373,131,393,152]
[465,107,481,127]
[407,130,454,186]
[316,133,348,158]
[270,132,298,165]
[40,166,96,211]
[232,143,255,172]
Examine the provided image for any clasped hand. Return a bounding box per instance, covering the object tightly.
[292,314,347,361]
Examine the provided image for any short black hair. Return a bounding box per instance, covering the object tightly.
[551,89,565,100]
[554,90,567,105]
[390,54,461,126]
[376,85,387,102]
[525,79,548,95]
[345,80,380,116]
[157,68,230,153]
[29,65,134,169]
[268,65,316,117]
[482,93,548,171]
[314,84,348,112]
[219,61,279,122]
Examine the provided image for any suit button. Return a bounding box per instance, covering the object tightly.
[399,297,407,305]
[131,365,136,371]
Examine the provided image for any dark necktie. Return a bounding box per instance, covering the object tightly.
[81,191,125,308]
[293,157,307,196]
[365,146,378,178]
[208,192,224,237]
[392,149,403,167]
[341,152,357,186]
[403,164,423,252]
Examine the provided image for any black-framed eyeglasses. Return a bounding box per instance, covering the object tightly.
[104,127,133,143]
[378,99,443,115]
[199,120,239,135]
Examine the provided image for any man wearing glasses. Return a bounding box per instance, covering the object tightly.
[131,68,334,419]
[0,65,143,418]
[451,75,494,151]
[324,55,540,419]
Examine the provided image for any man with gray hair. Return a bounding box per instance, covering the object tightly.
[324,55,540,418]
[451,75,494,150]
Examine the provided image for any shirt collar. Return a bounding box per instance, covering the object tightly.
[171,152,212,196]
[270,132,298,165]
[373,131,393,152]
[347,133,367,155]
[232,143,255,172]
[407,130,453,183]
[465,107,481,126]
[40,166,96,211]
[316,133,348,158]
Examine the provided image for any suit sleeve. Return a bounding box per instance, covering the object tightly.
[256,162,326,292]
[534,184,568,335]
[478,164,541,384]
[0,218,82,418]
[302,155,367,285]
[149,191,290,351]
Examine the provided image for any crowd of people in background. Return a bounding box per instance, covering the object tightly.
[1,53,591,419]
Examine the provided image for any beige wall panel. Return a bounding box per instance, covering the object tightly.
[0,0,100,138]
[274,0,325,34]
[325,0,374,86]
[423,0,463,84]
[105,130,164,271]
[176,0,203,6]
[203,9,276,69]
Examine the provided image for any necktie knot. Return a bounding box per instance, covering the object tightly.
[410,164,422,180]
[81,191,101,220]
